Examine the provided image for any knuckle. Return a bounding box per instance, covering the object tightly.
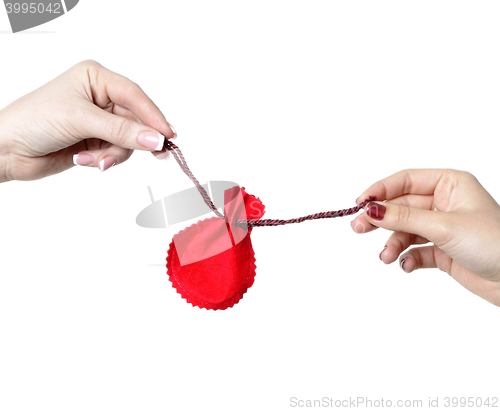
[122,82,140,100]
[460,170,478,183]
[124,81,146,104]
[71,60,103,85]
[447,168,477,184]
[77,59,101,70]
[129,80,142,91]
[394,235,406,252]
[105,118,131,146]
[413,250,424,270]
[395,205,412,225]
[401,170,412,194]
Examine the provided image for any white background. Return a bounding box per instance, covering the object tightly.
[0,1,499,410]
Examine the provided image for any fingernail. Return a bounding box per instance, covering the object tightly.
[138,131,165,151]
[400,257,414,273]
[366,202,386,220]
[73,153,94,166]
[168,122,177,140]
[155,151,170,160]
[379,245,387,261]
[401,255,415,273]
[99,156,118,172]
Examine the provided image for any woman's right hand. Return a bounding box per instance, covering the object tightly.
[351,169,500,307]
[0,60,175,182]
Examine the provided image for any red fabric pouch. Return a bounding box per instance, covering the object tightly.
[166,187,265,310]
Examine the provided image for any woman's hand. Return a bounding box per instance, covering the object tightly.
[0,60,176,182]
[351,169,500,307]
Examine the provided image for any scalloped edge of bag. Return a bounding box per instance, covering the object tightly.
[166,225,257,311]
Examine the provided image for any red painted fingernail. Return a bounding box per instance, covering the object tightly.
[366,202,386,220]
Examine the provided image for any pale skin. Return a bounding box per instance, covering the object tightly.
[1,62,499,307]
[0,60,175,182]
[351,169,500,307]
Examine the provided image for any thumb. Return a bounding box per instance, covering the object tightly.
[364,201,452,245]
[83,105,167,151]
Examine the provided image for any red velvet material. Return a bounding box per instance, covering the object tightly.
[166,187,265,310]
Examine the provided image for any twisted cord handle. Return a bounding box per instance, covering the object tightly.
[238,196,376,227]
[165,140,223,219]
[165,140,373,227]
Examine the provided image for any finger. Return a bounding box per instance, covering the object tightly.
[398,245,441,273]
[73,145,133,171]
[388,194,435,210]
[380,231,429,264]
[82,104,167,152]
[151,148,171,160]
[83,138,104,151]
[364,201,452,246]
[111,104,142,123]
[86,62,175,139]
[13,141,88,180]
[399,247,500,306]
[350,215,378,234]
[355,169,449,205]
[351,194,435,234]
